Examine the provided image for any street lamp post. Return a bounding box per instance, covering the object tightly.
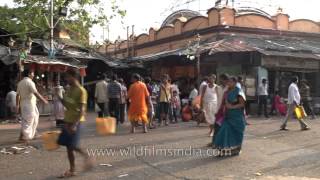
[45,0,69,59]
[185,34,201,85]
[195,34,201,85]
[50,0,54,55]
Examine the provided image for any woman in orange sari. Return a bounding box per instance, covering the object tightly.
[128,74,150,133]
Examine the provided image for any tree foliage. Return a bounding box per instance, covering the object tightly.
[0,0,126,46]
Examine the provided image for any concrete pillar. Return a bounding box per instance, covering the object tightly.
[272,13,289,31]
[207,8,219,26]
[149,28,156,41]
[219,7,235,26]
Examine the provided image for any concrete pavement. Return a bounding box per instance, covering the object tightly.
[1,114,320,180]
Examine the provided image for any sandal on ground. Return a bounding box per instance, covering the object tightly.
[301,127,311,131]
[58,170,75,178]
[280,127,289,131]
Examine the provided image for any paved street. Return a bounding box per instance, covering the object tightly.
[1,114,320,180]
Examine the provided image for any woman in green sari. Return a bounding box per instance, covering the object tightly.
[213,77,246,157]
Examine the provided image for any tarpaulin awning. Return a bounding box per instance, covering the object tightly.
[129,48,184,62]
[0,45,19,65]
[24,55,87,68]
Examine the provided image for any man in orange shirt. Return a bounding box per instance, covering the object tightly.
[128,74,150,133]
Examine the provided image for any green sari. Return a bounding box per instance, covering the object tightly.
[213,87,246,156]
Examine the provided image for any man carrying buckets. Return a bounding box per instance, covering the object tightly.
[57,69,93,178]
[280,76,310,131]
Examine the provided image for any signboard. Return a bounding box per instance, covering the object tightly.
[152,65,195,80]
[262,56,319,70]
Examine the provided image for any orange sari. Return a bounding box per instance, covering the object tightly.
[128,81,149,123]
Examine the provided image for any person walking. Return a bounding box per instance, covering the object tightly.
[300,80,316,119]
[200,74,219,137]
[16,70,48,142]
[213,77,246,156]
[53,80,65,127]
[57,69,93,178]
[107,74,122,124]
[127,74,150,133]
[95,73,108,117]
[258,78,269,118]
[118,78,128,124]
[145,77,156,129]
[171,91,180,123]
[280,76,310,131]
[158,74,172,126]
[210,73,230,147]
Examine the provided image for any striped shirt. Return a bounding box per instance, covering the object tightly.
[107,81,122,99]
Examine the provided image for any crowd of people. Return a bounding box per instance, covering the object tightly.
[91,72,248,156]
[9,68,316,176]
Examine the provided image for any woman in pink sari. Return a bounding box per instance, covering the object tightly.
[273,91,287,116]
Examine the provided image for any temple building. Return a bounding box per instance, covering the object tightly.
[104,5,320,109]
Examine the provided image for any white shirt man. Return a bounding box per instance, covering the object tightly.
[287,83,300,105]
[281,78,309,131]
[17,71,48,141]
[95,80,108,104]
[95,79,108,117]
[199,80,208,95]
[258,79,269,118]
[258,83,269,96]
[189,87,198,101]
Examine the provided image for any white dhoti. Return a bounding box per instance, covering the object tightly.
[20,102,39,140]
[203,101,218,125]
[53,100,64,120]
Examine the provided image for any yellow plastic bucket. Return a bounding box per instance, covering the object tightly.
[42,131,60,151]
[96,117,116,135]
[294,106,307,120]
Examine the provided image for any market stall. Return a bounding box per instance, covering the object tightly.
[22,55,87,116]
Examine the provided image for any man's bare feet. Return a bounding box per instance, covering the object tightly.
[143,124,148,133]
[84,157,94,172]
[58,170,75,178]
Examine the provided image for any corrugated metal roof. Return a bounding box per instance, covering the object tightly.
[259,50,320,59]
[205,35,320,59]
[24,55,87,68]
[206,40,255,55]
[130,49,183,62]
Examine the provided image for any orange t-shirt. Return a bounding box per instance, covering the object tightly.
[128,81,149,116]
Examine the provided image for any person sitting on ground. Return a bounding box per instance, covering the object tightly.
[272,91,287,116]
[189,84,198,105]
[5,86,17,120]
